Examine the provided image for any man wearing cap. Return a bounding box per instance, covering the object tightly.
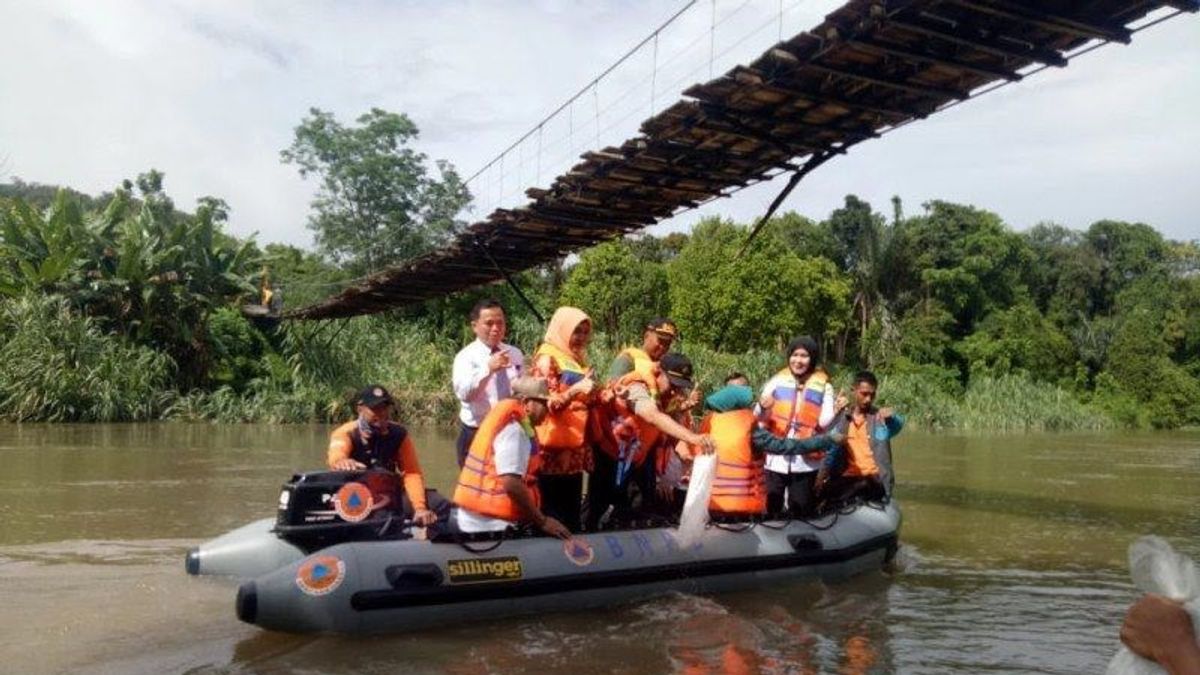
[452,376,572,539]
[606,317,678,384]
[327,385,438,527]
[588,352,717,530]
[452,298,525,468]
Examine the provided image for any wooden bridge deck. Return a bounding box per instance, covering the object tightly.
[288,0,1196,320]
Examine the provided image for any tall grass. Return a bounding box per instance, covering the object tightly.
[0,295,174,421]
[0,296,1123,431]
[141,322,1133,432]
[879,372,1113,432]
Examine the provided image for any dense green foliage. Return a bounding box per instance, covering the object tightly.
[559,240,669,346]
[667,218,851,352]
[0,295,173,421]
[281,108,471,274]
[2,108,1197,431]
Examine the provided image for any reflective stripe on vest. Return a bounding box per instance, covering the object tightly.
[532,342,590,451]
[766,368,828,442]
[703,409,766,515]
[452,399,541,522]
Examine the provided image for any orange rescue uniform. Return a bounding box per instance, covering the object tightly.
[327,421,428,510]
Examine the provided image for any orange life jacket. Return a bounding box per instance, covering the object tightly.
[703,409,766,515]
[590,370,662,469]
[615,346,660,395]
[765,368,829,448]
[531,343,590,451]
[452,399,541,522]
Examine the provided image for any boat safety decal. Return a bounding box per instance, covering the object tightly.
[446,556,523,584]
[296,555,346,596]
[563,537,595,566]
[332,482,374,522]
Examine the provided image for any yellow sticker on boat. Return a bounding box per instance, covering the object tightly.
[446,556,523,584]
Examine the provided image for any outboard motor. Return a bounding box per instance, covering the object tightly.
[274,470,411,551]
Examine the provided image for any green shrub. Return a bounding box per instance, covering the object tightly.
[0,294,173,421]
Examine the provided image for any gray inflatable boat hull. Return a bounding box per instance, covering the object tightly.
[186,517,305,578]
[235,503,900,634]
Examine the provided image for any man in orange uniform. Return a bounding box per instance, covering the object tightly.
[818,371,904,505]
[452,376,572,539]
[326,385,438,527]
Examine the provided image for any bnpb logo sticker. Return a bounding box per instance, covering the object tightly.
[332,482,374,522]
[296,555,346,596]
[563,537,595,566]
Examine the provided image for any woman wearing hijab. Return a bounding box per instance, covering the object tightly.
[530,307,598,531]
[755,335,837,516]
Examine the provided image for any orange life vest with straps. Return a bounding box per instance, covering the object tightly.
[703,409,766,515]
[615,346,660,395]
[531,342,590,451]
[765,368,829,445]
[590,370,662,469]
[452,399,542,522]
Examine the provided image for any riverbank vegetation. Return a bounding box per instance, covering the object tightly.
[2,108,1197,430]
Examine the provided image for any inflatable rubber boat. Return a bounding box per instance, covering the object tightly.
[188,470,901,634]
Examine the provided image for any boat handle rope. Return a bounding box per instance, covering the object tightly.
[452,530,508,554]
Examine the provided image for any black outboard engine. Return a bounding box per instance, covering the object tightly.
[274,470,411,551]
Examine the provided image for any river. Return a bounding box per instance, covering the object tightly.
[0,424,1196,674]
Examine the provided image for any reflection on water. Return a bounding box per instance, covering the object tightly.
[0,424,1196,673]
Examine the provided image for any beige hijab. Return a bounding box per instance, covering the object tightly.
[542,306,591,365]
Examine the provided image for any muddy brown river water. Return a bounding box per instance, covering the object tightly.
[0,424,1196,674]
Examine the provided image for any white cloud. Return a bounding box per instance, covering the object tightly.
[1,0,1196,249]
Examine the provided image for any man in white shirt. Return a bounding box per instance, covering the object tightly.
[451,298,525,467]
[452,376,571,539]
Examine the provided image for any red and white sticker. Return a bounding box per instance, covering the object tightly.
[563,537,595,566]
[296,555,346,596]
[332,482,374,522]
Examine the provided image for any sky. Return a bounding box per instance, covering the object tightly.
[1,0,1197,249]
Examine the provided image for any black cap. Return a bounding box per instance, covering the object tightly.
[660,352,694,391]
[646,317,679,339]
[357,385,393,407]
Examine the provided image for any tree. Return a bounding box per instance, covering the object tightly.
[820,195,902,364]
[1084,219,1169,317]
[559,240,669,345]
[958,300,1076,384]
[893,201,1029,337]
[770,211,840,262]
[281,108,471,274]
[667,218,850,353]
[0,173,259,388]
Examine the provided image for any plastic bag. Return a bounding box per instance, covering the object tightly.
[1106,536,1200,675]
[676,453,715,548]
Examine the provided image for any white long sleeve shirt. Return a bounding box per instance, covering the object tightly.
[451,338,525,427]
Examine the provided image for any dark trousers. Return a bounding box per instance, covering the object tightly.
[456,423,478,468]
[821,475,886,506]
[765,470,817,517]
[585,448,633,531]
[538,473,584,533]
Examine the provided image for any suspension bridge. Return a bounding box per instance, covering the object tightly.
[286,0,1197,321]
